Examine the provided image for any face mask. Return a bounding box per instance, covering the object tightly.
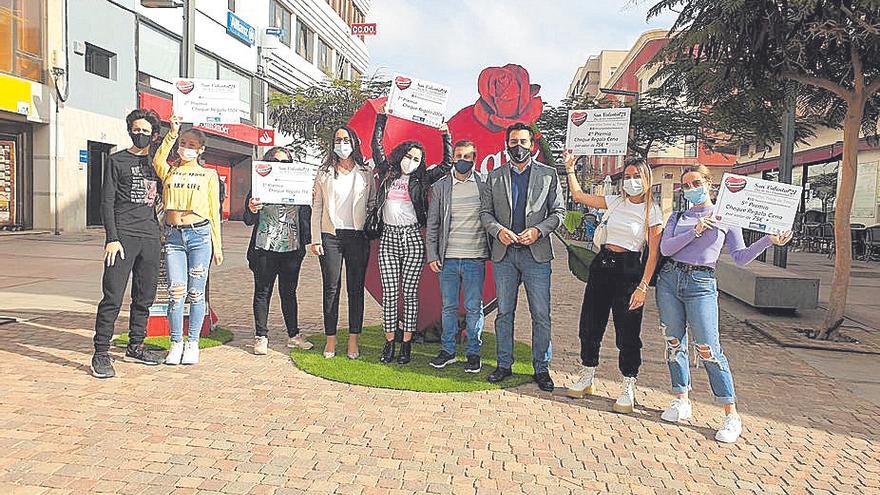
[334,143,353,159]
[400,157,420,175]
[454,159,474,175]
[684,186,709,204]
[507,145,531,164]
[623,178,644,196]
[130,132,151,149]
[178,147,199,162]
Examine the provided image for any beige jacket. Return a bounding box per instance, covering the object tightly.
[310,164,376,245]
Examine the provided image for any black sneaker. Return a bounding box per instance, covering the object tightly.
[464,354,482,373]
[124,343,163,365]
[90,353,116,379]
[429,350,457,369]
[487,367,512,383]
[533,372,555,392]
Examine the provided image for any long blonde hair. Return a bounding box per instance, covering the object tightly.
[623,157,654,240]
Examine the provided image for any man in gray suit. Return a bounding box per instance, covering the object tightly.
[426,140,491,373]
[480,123,565,391]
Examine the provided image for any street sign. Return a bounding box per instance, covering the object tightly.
[565,108,631,156]
[226,11,256,46]
[351,23,377,36]
[265,26,285,37]
[79,150,88,164]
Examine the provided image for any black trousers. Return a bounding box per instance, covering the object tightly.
[93,234,161,353]
[319,230,370,336]
[579,248,645,377]
[251,248,306,338]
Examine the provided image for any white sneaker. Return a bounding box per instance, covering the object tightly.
[566,366,597,398]
[254,336,268,355]
[288,334,314,350]
[715,414,743,443]
[181,341,200,365]
[165,341,184,365]
[612,377,637,414]
[661,398,693,423]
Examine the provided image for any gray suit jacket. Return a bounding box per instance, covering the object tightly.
[480,160,565,263]
[426,173,490,264]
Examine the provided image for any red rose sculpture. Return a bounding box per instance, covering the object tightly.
[473,64,543,132]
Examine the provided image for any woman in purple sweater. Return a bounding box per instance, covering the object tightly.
[656,165,791,443]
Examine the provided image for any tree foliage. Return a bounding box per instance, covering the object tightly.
[268,76,390,158]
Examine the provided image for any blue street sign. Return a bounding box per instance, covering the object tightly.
[265,26,285,37]
[227,11,255,46]
[79,150,88,164]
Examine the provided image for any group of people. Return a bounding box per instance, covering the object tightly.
[91,106,791,444]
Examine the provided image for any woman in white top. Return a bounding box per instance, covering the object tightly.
[309,125,375,359]
[562,152,663,414]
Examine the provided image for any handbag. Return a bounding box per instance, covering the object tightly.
[593,197,625,251]
[642,211,682,287]
[554,231,596,284]
[363,175,388,241]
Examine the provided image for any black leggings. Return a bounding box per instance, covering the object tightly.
[319,230,370,336]
[579,248,645,377]
[251,249,305,338]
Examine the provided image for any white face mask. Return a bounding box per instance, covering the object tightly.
[623,178,645,196]
[178,147,199,162]
[400,157,420,175]
[334,143,353,159]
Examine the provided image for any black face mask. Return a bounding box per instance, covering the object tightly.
[454,159,474,175]
[130,132,151,149]
[507,145,531,164]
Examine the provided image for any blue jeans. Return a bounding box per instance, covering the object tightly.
[655,263,736,404]
[439,259,486,357]
[165,224,213,343]
[493,248,553,374]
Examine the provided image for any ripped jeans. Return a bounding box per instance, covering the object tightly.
[655,262,736,404]
[165,224,213,343]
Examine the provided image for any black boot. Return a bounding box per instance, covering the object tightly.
[380,340,396,363]
[397,341,412,365]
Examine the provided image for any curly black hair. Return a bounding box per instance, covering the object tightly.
[321,125,366,174]
[385,140,428,181]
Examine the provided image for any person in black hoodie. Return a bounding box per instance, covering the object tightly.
[244,147,314,356]
[372,102,452,365]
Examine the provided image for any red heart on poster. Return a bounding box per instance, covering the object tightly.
[715,215,722,221]
[175,80,195,95]
[255,162,272,177]
[725,176,747,193]
[570,111,588,127]
[395,76,412,91]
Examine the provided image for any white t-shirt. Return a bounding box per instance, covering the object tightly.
[383,176,418,226]
[332,170,363,229]
[601,195,663,252]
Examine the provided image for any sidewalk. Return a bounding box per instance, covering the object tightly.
[0,224,878,494]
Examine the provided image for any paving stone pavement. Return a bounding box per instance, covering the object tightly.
[1,238,878,495]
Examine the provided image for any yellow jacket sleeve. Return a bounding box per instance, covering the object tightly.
[153,129,177,180]
[207,170,223,255]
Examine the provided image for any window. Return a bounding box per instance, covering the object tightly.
[270,1,292,47]
[218,64,251,120]
[0,0,44,82]
[335,56,349,80]
[351,66,362,82]
[317,37,332,74]
[739,143,751,156]
[138,23,180,83]
[228,0,235,12]
[296,19,314,63]
[85,43,116,80]
[194,51,217,79]
[684,135,698,158]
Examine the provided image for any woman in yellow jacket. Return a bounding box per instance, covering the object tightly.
[153,116,223,365]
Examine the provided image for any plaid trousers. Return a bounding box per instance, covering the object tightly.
[379,224,425,334]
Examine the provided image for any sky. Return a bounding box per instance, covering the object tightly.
[364,0,679,117]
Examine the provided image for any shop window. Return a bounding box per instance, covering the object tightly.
[194,51,218,79]
[219,64,252,121]
[270,1,292,47]
[138,23,180,83]
[296,19,314,63]
[85,43,116,80]
[0,0,44,82]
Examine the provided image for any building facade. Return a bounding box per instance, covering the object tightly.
[566,50,627,100]
[1,0,371,233]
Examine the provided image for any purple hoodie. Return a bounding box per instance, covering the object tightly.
[661,205,774,268]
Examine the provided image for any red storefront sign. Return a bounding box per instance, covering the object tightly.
[139,92,274,146]
[351,23,377,36]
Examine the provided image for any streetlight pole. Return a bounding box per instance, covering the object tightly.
[181,0,195,78]
[774,82,797,268]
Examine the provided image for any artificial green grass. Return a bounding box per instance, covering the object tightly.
[289,326,535,393]
[112,326,233,350]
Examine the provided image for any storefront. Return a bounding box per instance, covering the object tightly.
[0,74,38,231]
[138,91,274,221]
